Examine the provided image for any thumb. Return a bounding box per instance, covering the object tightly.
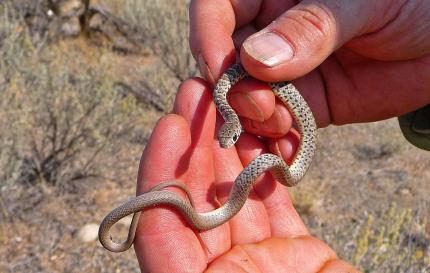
[240,0,390,81]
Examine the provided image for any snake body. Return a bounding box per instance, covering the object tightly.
[98,64,317,252]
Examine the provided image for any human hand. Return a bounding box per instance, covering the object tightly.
[190,0,430,137]
[133,79,359,272]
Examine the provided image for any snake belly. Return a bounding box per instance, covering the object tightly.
[98,63,317,252]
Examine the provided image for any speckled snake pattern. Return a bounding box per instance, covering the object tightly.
[98,63,317,252]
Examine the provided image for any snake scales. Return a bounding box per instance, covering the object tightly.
[98,63,317,252]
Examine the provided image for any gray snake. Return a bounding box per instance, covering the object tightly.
[98,63,317,252]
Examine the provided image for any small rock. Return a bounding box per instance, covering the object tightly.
[77,223,100,243]
[87,8,142,54]
[397,187,411,196]
[88,13,105,30]
[61,17,81,37]
[58,0,85,17]
[118,215,133,227]
[47,9,55,17]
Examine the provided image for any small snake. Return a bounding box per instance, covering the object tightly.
[98,63,317,252]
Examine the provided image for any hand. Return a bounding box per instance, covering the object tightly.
[190,0,430,136]
[133,79,359,272]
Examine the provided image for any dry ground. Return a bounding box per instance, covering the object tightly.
[0,1,429,273]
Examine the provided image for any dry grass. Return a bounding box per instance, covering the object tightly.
[121,0,197,81]
[119,0,198,111]
[92,0,197,112]
[0,26,144,187]
[1,1,429,273]
[351,203,428,272]
[292,120,430,273]
[0,2,149,271]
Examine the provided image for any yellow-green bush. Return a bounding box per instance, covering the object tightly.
[352,203,429,272]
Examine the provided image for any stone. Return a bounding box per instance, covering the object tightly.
[88,12,105,30]
[397,187,412,196]
[60,17,82,37]
[77,223,100,243]
[58,0,85,18]
[87,8,141,53]
[118,215,133,226]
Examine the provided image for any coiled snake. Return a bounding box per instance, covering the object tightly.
[98,63,317,252]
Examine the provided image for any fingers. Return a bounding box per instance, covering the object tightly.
[224,66,294,138]
[253,0,296,27]
[136,115,191,193]
[229,70,328,136]
[173,78,232,259]
[321,50,430,125]
[174,78,217,149]
[240,0,378,81]
[229,0,263,28]
[190,0,237,84]
[346,1,430,61]
[190,0,297,84]
[192,0,430,129]
[240,99,292,138]
[266,129,301,165]
[212,122,271,246]
[134,114,207,272]
[207,236,338,272]
[236,132,309,237]
[318,259,362,273]
[228,77,276,122]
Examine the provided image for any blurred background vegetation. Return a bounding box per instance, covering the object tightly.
[0,1,428,272]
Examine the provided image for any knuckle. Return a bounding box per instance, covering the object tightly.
[287,4,335,43]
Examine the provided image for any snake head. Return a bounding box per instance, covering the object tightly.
[218,121,242,148]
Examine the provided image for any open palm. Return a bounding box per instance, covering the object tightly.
[133,78,358,272]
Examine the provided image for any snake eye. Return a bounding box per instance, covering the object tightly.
[232,134,238,142]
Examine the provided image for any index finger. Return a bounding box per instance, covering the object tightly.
[190,0,292,134]
[189,0,298,83]
[190,0,237,84]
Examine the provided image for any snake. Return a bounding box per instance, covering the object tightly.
[98,63,317,252]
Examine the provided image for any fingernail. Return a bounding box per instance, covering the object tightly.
[197,53,215,85]
[243,32,294,67]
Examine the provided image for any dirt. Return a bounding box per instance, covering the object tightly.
[1,1,429,273]
[2,107,428,272]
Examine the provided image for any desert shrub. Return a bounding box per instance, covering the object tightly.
[0,1,29,186]
[122,0,198,81]
[351,204,429,273]
[0,2,144,187]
